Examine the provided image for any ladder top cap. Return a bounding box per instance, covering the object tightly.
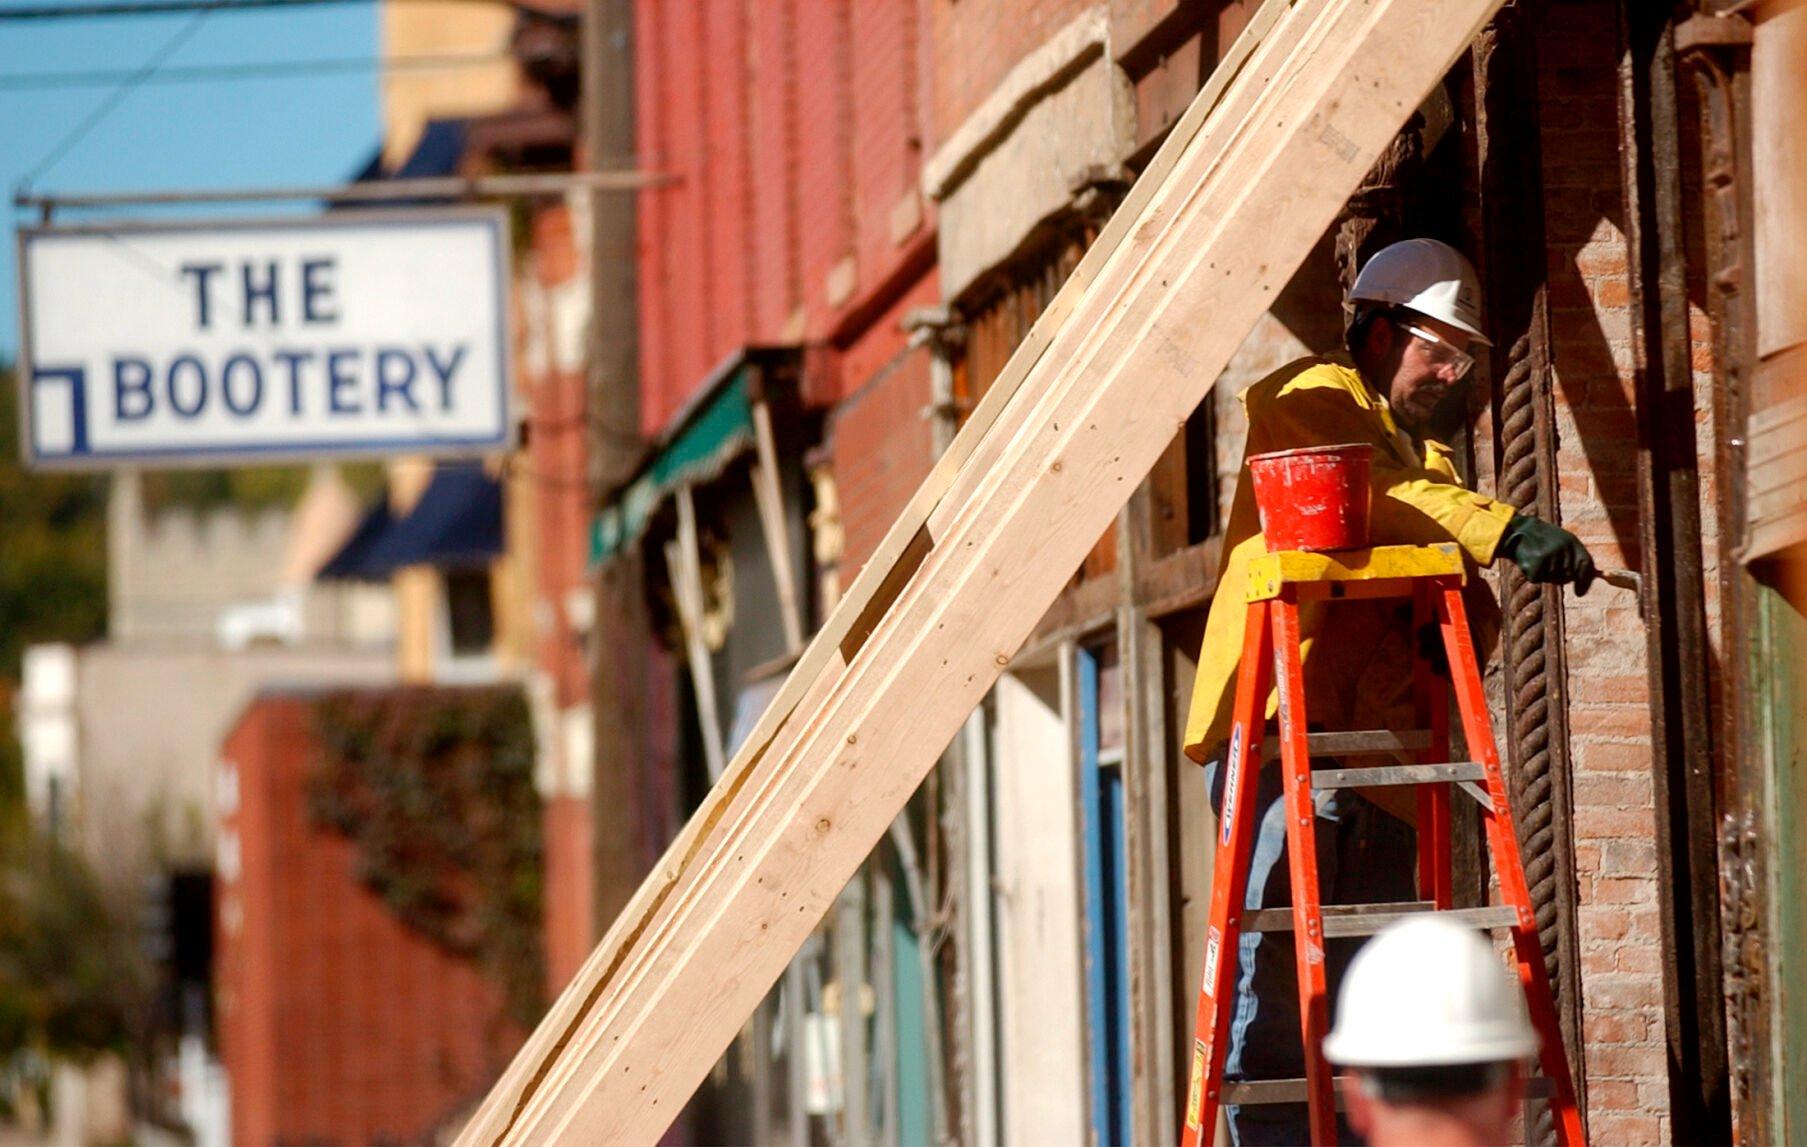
[1246,543,1465,602]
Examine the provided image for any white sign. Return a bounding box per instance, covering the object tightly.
[16,209,512,469]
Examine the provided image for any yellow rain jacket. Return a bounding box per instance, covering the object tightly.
[1182,357,1516,809]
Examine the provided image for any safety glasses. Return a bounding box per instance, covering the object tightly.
[1399,321,1475,378]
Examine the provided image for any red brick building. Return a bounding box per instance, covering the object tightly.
[214,694,522,1145]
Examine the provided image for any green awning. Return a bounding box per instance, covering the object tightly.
[590,369,754,563]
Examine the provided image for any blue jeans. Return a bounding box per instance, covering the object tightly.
[1204,754,1418,1146]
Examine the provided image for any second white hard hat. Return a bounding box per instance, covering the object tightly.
[1348,237,1491,346]
[1322,916,1539,1068]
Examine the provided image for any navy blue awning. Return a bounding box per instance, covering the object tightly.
[316,499,396,581]
[345,145,386,184]
[394,118,470,179]
[317,464,503,582]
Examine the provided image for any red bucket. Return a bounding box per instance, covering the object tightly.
[1247,443,1373,552]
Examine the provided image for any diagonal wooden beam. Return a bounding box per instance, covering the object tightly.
[458,0,1506,1141]
[455,5,1307,1137]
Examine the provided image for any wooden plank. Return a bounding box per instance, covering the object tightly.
[750,399,806,653]
[451,7,1318,1138]
[459,1,1506,1141]
[669,486,725,778]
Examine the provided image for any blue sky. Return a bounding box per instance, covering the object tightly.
[0,1,380,361]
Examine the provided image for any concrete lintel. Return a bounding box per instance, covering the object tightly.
[922,6,1110,201]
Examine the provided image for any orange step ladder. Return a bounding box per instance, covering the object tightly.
[1178,543,1585,1146]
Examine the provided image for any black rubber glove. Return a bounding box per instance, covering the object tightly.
[1497,514,1597,595]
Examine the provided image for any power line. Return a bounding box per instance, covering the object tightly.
[0,0,529,20]
[0,50,511,92]
[15,169,670,215]
[22,0,220,185]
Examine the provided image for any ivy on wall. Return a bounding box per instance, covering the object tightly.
[309,686,544,1026]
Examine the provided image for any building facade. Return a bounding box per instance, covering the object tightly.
[588,1,1806,1144]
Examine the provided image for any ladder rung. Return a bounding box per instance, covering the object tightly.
[1311,762,1485,789]
[1219,1078,1350,1110]
[1263,729,1434,759]
[1220,1074,1555,1106]
[1241,903,1521,938]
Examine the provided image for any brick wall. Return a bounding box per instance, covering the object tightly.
[1537,3,1670,1140]
[852,2,927,273]
[637,0,937,434]
[830,276,941,573]
[216,695,521,1146]
[927,0,1101,144]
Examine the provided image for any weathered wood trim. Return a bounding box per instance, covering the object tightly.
[1135,536,1224,618]
[1618,2,1733,1138]
[1680,16,1770,1142]
[1116,487,1179,1144]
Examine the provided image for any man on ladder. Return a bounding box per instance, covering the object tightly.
[1181,238,1596,1144]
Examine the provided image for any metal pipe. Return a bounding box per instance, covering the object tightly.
[836,875,869,1145]
[785,959,810,1147]
[14,169,674,215]
[873,873,899,1147]
[960,710,999,1147]
[0,0,558,21]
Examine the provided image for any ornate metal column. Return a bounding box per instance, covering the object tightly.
[1473,9,1588,1141]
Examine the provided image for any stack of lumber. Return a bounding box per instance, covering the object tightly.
[458,0,1508,1141]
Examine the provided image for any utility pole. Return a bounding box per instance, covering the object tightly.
[583,0,650,937]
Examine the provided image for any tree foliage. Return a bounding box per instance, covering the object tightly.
[0,825,146,1062]
[0,366,147,1088]
[0,366,108,682]
[310,686,545,1026]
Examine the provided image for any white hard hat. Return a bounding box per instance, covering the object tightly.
[1348,238,1491,346]
[1322,916,1539,1067]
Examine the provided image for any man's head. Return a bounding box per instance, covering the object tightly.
[1345,239,1490,435]
[1323,917,1537,1147]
